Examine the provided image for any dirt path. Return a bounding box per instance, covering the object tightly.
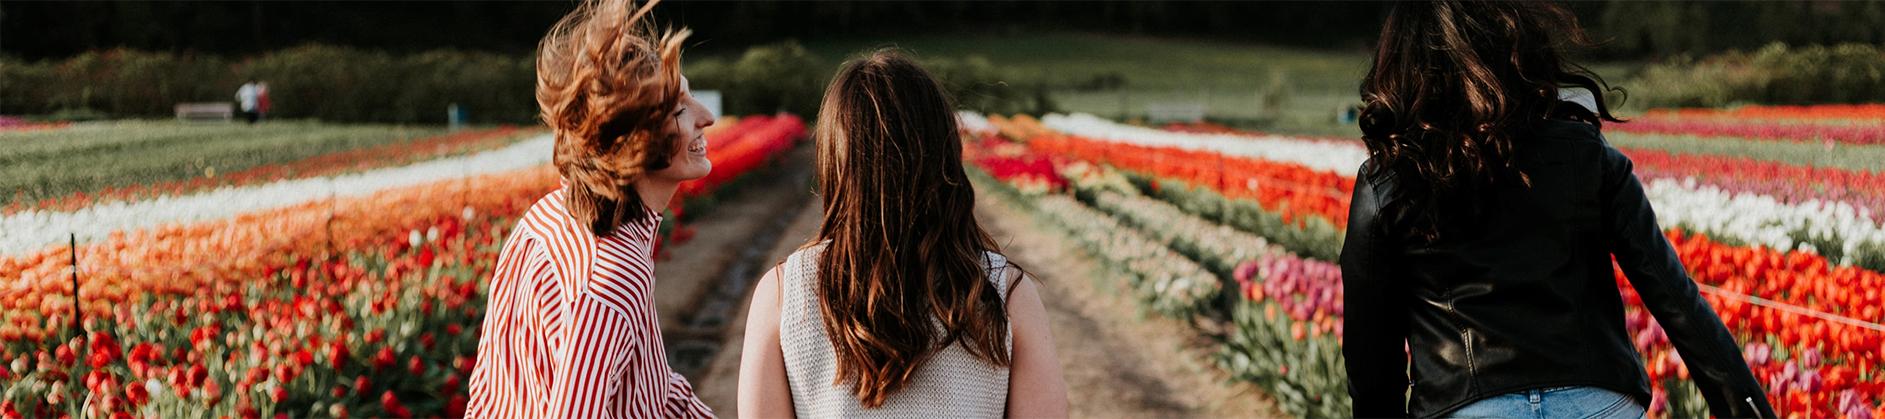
[653,144,816,375]
[681,188,1283,418]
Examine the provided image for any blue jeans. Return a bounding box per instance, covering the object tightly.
[1445,386,1646,419]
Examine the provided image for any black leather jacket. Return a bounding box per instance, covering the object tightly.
[1339,119,1777,418]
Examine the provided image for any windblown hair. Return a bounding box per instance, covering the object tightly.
[537,0,690,236]
[1359,0,1623,242]
[810,49,1014,408]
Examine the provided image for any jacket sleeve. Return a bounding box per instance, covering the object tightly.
[1340,165,1412,418]
[1600,145,1776,418]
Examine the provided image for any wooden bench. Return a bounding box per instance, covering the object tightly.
[175,102,234,122]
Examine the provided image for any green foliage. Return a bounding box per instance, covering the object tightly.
[0,45,537,124]
[687,41,829,118]
[1630,43,1885,108]
[687,40,1051,120]
[1217,300,1351,418]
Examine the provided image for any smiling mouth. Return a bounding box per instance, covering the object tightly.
[687,135,706,155]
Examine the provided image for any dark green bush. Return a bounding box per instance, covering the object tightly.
[0,45,536,123]
[6,41,1044,122]
[1630,42,1885,108]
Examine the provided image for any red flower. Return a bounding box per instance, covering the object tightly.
[445,394,469,418]
[382,390,412,419]
[293,348,314,368]
[327,341,350,367]
[54,345,75,367]
[353,375,372,397]
[372,347,396,372]
[407,355,425,376]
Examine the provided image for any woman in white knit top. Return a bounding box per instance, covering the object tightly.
[735,49,1068,418]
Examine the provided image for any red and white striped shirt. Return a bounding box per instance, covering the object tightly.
[466,187,714,418]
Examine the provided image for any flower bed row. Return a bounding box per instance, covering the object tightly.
[1646,104,1885,122]
[0,116,68,133]
[967,133,1351,417]
[965,143,1216,319]
[1,165,548,418]
[0,136,555,257]
[1611,117,1885,146]
[4,126,542,216]
[1623,147,1885,226]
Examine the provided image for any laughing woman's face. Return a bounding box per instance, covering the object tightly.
[648,75,717,182]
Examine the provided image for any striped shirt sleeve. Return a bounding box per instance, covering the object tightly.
[662,371,714,418]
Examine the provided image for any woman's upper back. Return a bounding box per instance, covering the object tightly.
[777,244,1013,418]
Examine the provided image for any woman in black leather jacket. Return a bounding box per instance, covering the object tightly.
[1340,1,1776,418]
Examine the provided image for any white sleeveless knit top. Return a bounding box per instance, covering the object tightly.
[779,244,1013,418]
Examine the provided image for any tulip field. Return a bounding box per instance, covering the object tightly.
[0,115,806,418]
[959,107,1885,418]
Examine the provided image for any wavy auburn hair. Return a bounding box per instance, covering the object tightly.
[1359,0,1623,242]
[811,49,1014,408]
[537,0,689,236]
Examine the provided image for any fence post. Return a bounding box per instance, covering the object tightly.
[70,233,84,340]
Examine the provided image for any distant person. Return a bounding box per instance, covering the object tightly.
[235,80,259,124]
[256,82,271,121]
[736,49,1069,418]
[1341,1,1775,418]
[464,0,717,417]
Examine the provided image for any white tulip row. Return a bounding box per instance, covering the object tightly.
[1038,113,1369,174]
[956,111,998,137]
[1642,177,1885,264]
[0,134,554,256]
[1030,113,1885,266]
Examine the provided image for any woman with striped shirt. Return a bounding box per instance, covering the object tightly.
[466,0,717,417]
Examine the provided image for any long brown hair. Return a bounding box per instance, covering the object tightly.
[537,0,689,236]
[1359,0,1623,242]
[810,49,1012,407]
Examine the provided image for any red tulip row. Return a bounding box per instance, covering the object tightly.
[1611,117,1885,146]
[1647,104,1885,122]
[1619,231,1885,418]
[0,116,67,133]
[676,114,806,198]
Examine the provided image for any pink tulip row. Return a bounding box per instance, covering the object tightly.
[1612,118,1885,146]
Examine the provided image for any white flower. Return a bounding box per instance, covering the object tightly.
[145,378,164,398]
[1040,113,1368,174]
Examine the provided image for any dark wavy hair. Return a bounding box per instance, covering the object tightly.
[1359,0,1623,242]
[810,49,1014,408]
